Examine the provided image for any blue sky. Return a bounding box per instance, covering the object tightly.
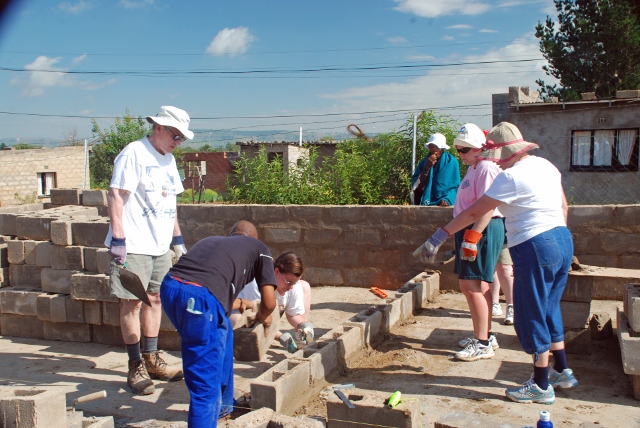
[0,0,558,145]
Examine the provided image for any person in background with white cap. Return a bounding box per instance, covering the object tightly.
[105,106,193,395]
[415,121,577,405]
[448,123,505,362]
[410,132,460,206]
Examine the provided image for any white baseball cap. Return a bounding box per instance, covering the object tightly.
[454,123,486,149]
[425,132,449,150]
[146,106,194,140]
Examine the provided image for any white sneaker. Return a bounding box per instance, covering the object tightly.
[504,305,514,325]
[492,302,503,316]
[455,339,495,361]
[459,334,499,350]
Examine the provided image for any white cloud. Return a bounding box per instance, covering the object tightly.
[388,36,408,45]
[71,54,87,66]
[118,0,154,9]
[394,0,491,18]
[206,27,256,57]
[10,56,114,97]
[318,34,555,130]
[442,35,455,41]
[408,54,436,61]
[57,1,94,14]
[479,29,498,33]
[447,24,473,29]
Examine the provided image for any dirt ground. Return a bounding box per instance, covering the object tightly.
[0,287,637,427]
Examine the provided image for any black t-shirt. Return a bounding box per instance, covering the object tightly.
[168,235,276,315]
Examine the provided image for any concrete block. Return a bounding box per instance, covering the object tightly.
[0,268,8,288]
[398,281,421,312]
[51,245,84,271]
[581,92,596,101]
[0,212,20,236]
[304,267,343,286]
[70,273,117,302]
[0,387,67,428]
[35,241,53,267]
[0,288,42,316]
[435,410,513,428]
[158,330,181,351]
[233,305,280,361]
[50,221,73,246]
[7,240,25,265]
[0,244,8,268]
[84,247,99,272]
[81,416,115,428]
[569,266,640,300]
[92,324,124,346]
[16,215,65,241]
[293,339,340,383]
[326,388,420,428]
[9,264,43,288]
[410,270,440,305]
[320,324,364,367]
[36,293,54,321]
[0,313,44,339]
[41,268,75,294]
[344,308,383,348]
[589,312,613,340]
[394,289,415,322]
[43,321,92,342]
[50,188,82,205]
[102,301,120,326]
[560,301,591,329]
[49,294,68,323]
[83,300,103,325]
[72,221,110,248]
[66,296,84,323]
[564,327,591,355]
[250,359,311,414]
[563,273,593,303]
[630,374,640,401]
[23,240,38,265]
[264,227,301,243]
[625,284,640,332]
[616,89,640,99]
[95,248,110,275]
[375,297,402,333]
[82,190,107,206]
[617,308,640,375]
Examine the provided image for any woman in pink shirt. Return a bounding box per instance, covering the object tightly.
[450,123,505,362]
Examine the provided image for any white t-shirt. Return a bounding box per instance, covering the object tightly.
[104,137,184,256]
[275,281,307,317]
[237,279,261,301]
[484,156,566,248]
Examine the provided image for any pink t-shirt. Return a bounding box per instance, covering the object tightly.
[453,160,503,218]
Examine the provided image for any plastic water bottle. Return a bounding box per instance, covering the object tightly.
[537,411,553,428]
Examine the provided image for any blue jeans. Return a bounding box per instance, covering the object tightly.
[509,226,573,355]
[160,274,234,428]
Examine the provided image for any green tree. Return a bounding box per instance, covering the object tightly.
[13,142,42,150]
[535,0,640,101]
[90,109,149,189]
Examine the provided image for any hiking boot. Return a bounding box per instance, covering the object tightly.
[455,339,495,362]
[128,359,155,395]
[142,351,184,382]
[504,305,514,325]
[492,302,503,316]
[459,334,499,350]
[548,367,578,389]
[505,375,555,404]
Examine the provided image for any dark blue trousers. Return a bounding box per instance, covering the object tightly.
[160,274,234,427]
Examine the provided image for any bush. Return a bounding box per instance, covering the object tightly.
[177,188,223,204]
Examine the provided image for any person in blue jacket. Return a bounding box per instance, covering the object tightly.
[411,132,460,206]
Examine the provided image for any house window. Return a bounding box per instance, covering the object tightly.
[570,129,639,171]
[37,172,56,196]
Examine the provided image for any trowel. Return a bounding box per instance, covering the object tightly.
[117,263,152,306]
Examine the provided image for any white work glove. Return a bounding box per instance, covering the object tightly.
[298,321,314,344]
[279,332,298,353]
[413,227,450,264]
[172,235,187,259]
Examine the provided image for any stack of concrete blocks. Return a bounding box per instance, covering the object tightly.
[0,192,181,351]
[249,271,440,414]
[325,388,421,428]
[561,271,595,354]
[48,188,110,217]
[617,283,640,400]
[0,387,114,428]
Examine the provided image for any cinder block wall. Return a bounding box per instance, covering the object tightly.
[177,204,640,291]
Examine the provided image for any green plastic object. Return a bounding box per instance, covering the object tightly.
[388,391,402,408]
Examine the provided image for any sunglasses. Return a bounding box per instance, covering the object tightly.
[279,271,300,286]
[168,128,187,142]
[456,147,472,154]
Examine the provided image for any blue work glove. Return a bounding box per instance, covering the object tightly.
[109,237,126,265]
[413,227,451,264]
[172,235,187,259]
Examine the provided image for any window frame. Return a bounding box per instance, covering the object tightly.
[570,128,639,172]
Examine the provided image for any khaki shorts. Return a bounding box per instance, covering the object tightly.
[497,244,513,265]
[110,251,172,300]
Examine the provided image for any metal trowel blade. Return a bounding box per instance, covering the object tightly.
[117,265,152,306]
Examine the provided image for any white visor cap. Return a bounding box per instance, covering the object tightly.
[425,132,449,150]
[453,123,486,149]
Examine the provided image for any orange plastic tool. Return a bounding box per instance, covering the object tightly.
[370,287,388,299]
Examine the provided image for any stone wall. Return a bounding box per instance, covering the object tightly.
[177,204,640,292]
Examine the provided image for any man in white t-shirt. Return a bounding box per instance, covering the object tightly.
[105,106,192,395]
